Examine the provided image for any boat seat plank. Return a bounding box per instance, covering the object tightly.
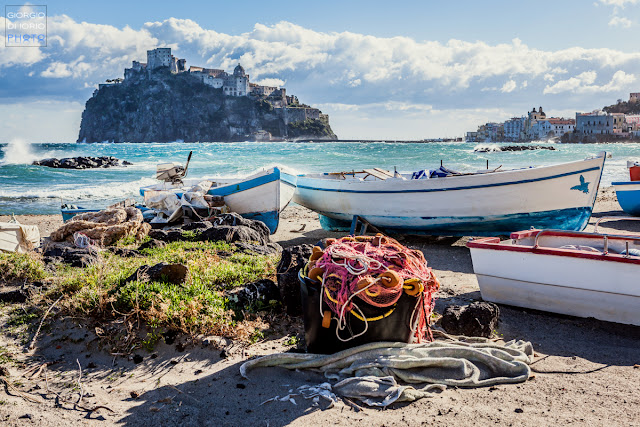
[363,169,392,180]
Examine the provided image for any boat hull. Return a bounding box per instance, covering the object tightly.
[140,167,297,233]
[468,232,640,326]
[612,181,640,216]
[294,155,606,235]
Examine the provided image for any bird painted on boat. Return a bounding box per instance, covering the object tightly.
[570,175,590,194]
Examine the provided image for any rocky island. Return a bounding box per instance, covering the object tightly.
[78,48,337,143]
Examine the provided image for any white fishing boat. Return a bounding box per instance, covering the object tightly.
[140,166,297,233]
[467,217,640,326]
[293,153,606,235]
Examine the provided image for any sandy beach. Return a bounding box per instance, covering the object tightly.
[1,186,639,426]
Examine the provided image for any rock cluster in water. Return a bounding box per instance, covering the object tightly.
[475,145,557,153]
[32,156,132,169]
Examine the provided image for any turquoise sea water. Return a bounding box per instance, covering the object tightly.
[0,141,638,215]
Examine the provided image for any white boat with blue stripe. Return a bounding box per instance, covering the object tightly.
[292,153,606,236]
[140,166,297,234]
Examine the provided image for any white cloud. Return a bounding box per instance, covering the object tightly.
[253,78,285,87]
[609,16,633,27]
[543,70,635,94]
[599,0,639,7]
[501,80,517,93]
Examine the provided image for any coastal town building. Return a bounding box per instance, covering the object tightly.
[575,111,614,135]
[504,117,525,141]
[465,107,576,142]
[547,119,575,137]
[524,107,546,139]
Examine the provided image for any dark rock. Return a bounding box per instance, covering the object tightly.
[440,301,500,337]
[219,350,228,359]
[276,244,313,316]
[132,354,144,364]
[199,225,267,245]
[87,362,97,369]
[183,221,213,231]
[234,242,282,255]
[31,156,130,169]
[107,247,142,258]
[515,408,524,413]
[226,279,280,310]
[166,229,186,242]
[236,383,246,389]
[42,245,99,268]
[18,414,33,420]
[211,213,270,243]
[123,262,188,285]
[137,238,166,250]
[147,229,169,240]
[0,288,29,303]
[123,161,133,166]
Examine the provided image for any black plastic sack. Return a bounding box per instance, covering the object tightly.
[299,270,419,354]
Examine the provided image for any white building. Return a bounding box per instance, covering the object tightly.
[223,64,250,97]
[503,117,525,141]
[547,118,575,137]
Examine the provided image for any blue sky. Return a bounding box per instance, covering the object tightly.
[1,0,640,141]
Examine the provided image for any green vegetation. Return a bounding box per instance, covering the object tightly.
[284,335,298,347]
[287,118,337,139]
[0,252,46,283]
[603,99,640,115]
[0,240,279,348]
[55,241,278,337]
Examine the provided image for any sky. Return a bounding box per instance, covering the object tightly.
[1,0,640,141]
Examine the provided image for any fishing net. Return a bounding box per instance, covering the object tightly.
[51,207,151,246]
[306,234,440,343]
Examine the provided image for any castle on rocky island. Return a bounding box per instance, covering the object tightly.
[82,47,336,142]
[95,47,329,127]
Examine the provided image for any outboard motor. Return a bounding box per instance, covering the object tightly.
[156,151,192,183]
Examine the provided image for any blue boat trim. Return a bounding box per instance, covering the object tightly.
[611,181,640,186]
[297,166,601,194]
[140,168,282,198]
[317,207,593,236]
[241,210,279,234]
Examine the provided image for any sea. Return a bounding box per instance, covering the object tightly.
[0,140,638,215]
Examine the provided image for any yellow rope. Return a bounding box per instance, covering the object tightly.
[324,287,396,322]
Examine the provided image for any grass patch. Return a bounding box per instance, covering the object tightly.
[0,252,46,283]
[47,240,279,343]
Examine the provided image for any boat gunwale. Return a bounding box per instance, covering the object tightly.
[295,158,605,194]
[467,230,640,265]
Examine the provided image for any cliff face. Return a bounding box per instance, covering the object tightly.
[77,69,336,142]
